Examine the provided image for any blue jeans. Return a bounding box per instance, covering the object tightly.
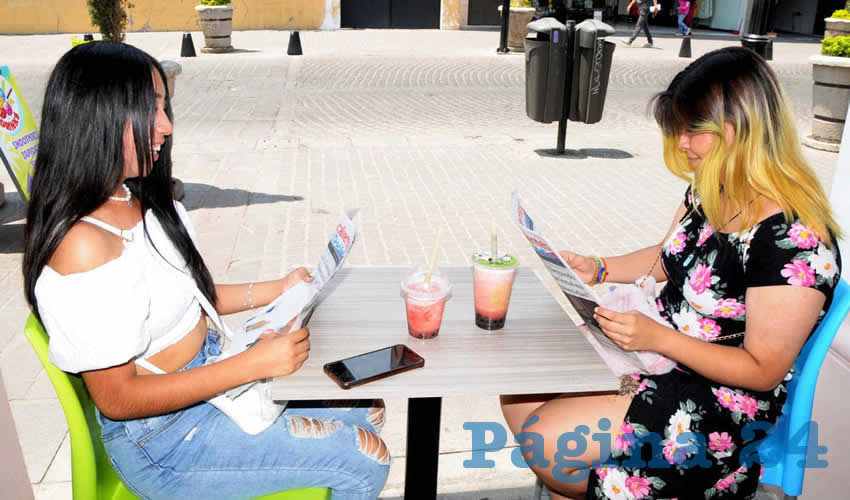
[678,13,689,34]
[96,330,390,500]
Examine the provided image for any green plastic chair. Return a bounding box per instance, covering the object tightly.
[24,313,330,500]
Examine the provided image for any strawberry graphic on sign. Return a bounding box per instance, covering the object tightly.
[0,83,21,133]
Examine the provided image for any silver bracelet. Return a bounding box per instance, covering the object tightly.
[244,280,256,311]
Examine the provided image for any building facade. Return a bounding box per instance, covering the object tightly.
[0,0,845,35]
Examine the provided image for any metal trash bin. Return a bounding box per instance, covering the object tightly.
[741,34,773,61]
[524,17,567,124]
[569,19,616,124]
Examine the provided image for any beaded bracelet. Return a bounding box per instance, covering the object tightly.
[244,280,256,311]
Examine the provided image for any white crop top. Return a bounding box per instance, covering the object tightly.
[35,202,204,374]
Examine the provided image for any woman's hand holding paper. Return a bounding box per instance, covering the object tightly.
[280,266,314,294]
[558,251,597,284]
[592,307,668,352]
[247,327,311,378]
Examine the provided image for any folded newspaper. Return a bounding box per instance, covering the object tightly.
[510,191,675,376]
[219,210,357,397]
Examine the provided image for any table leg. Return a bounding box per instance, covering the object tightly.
[404,397,442,499]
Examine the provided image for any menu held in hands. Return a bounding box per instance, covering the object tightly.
[221,210,356,397]
[510,191,658,374]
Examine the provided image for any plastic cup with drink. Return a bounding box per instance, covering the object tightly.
[401,267,452,339]
[472,251,518,330]
[401,229,451,339]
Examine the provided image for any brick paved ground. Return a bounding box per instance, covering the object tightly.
[0,27,838,498]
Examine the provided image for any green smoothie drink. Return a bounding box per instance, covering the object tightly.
[471,252,518,330]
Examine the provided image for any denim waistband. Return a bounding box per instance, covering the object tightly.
[96,329,223,434]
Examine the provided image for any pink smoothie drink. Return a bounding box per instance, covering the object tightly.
[401,269,451,339]
[472,252,518,330]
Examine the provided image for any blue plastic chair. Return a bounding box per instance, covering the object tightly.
[758,278,850,498]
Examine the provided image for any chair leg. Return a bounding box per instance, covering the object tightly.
[533,477,552,499]
[533,477,543,500]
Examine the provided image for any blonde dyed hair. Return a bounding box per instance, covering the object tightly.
[653,47,841,245]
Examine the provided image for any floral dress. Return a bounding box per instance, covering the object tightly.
[586,187,842,500]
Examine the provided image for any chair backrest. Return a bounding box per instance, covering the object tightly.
[24,313,137,500]
[758,278,850,496]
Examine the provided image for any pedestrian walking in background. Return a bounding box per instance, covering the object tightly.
[624,0,659,48]
[677,0,692,35]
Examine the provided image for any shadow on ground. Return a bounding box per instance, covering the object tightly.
[534,148,633,159]
[181,182,303,210]
[0,193,26,254]
[0,185,305,254]
[0,222,24,254]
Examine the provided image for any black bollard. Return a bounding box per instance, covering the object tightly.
[287,32,303,56]
[678,34,691,58]
[181,33,197,57]
[497,0,510,54]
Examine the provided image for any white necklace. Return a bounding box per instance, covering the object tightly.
[109,184,132,207]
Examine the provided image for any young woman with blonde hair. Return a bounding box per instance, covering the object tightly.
[501,47,842,499]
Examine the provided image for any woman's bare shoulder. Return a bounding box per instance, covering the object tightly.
[48,222,125,276]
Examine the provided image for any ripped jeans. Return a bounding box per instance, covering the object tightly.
[96,330,390,500]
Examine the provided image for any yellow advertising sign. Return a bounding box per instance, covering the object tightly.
[0,66,38,201]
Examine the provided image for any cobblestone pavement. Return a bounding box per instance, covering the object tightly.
[0,28,838,499]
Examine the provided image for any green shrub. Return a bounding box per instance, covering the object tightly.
[86,0,133,42]
[199,0,232,5]
[830,9,850,20]
[822,35,850,57]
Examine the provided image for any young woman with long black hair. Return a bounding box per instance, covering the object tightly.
[23,42,389,500]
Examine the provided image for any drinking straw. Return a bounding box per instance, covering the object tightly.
[424,229,442,286]
[491,219,498,261]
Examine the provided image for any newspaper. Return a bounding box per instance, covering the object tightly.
[219,211,357,397]
[510,191,655,374]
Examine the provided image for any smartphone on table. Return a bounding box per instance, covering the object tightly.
[323,345,425,389]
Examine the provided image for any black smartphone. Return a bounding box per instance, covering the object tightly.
[323,345,425,389]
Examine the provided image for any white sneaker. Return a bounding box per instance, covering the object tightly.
[621,40,632,47]
[643,43,654,48]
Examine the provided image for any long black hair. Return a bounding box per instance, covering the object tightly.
[24,42,217,316]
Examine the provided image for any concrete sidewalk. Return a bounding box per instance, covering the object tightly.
[0,29,837,499]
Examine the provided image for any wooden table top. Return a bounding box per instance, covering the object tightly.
[270,267,619,400]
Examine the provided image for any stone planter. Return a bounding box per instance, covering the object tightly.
[825,17,850,39]
[195,4,234,54]
[804,55,850,152]
[497,6,536,52]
